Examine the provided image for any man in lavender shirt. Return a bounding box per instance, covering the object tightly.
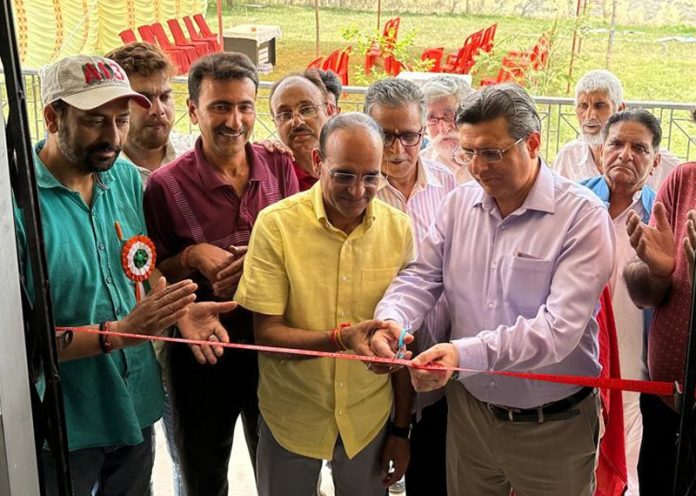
[369,84,615,495]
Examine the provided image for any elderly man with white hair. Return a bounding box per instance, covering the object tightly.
[420,75,474,184]
[554,69,680,188]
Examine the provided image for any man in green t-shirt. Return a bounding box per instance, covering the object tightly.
[15,54,234,496]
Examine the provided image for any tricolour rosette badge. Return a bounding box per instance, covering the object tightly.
[115,222,157,301]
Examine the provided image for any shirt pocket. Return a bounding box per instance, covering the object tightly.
[360,267,401,319]
[501,255,554,317]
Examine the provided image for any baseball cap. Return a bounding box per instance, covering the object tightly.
[39,55,150,110]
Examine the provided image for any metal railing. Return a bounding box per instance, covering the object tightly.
[3,70,695,163]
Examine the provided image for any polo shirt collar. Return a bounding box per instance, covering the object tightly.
[33,140,113,191]
[193,138,271,191]
[310,181,376,232]
[474,159,555,215]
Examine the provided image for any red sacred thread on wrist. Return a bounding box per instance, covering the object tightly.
[98,321,114,354]
[180,245,194,269]
[335,322,351,351]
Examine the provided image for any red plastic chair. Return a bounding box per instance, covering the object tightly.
[119,29,138,44]
[322,49,341,72]
[138,25,191,74]
[307,57,323,69]
[193,13,218,39]
[441,40,476,74]
[480,23,497,53]
[479,52,529,86]
[384,57,404,77]
[183,15,220,52]
[441,28,484,75]
[151,22,203,60]
[364,16,401,75]
[167,19,212,56]
[530,35,550,70]
[335,49,350,85]
[465,28,485,58]
[421,47,444,72]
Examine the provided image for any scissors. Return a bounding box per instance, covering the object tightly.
[394,323,411,360]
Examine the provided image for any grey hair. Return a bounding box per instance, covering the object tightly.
[455,83,541,139]
[575,70,623,109]
[603,108,662,150]
[421,75,474,105]
[363,78,426,125]
[318,111,384,156]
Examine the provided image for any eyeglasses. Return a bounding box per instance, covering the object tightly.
[451,137,525,166]
[383,129,423,148]
[426,111,457,126]
[273,104,323,124]
[322,164,381,187]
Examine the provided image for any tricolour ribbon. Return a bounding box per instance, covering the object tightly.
[58,326,675,397]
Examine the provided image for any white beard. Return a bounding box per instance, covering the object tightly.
[581,132,604,146]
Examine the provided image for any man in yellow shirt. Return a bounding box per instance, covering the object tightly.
[235,112,414,495]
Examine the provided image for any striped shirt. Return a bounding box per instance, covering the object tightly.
[376,158,456,414]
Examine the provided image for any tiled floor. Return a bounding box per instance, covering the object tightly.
[152,419,403,495]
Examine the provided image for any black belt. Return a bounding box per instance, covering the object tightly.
[486,387,594,423]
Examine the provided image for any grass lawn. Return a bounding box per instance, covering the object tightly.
[211,4,696,103]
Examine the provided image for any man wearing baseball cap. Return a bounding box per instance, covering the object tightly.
[14,54,234,495]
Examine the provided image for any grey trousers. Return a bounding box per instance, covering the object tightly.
[446,382,600,496]
[256,416,388,496]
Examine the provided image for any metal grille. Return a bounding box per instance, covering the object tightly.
[2,70,694,163]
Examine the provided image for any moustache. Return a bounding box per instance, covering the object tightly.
[215,125,247,136]
[86,143,121,156]
[289,125,315,139]
[582,119,602,128]
[431,132,459,146]
[146,116,172,128]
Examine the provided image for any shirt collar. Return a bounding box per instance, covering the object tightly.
[474,159,555,215]
[310,181,376,233]
[585,175,655,218]
[193,138,270,191]
[120,140,177,168]
[377,158,442,195]
[33,140,113,190]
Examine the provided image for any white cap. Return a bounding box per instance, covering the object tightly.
[39,55,150,110]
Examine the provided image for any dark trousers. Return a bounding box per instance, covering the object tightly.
[41,426,154,496]
[405,396,448,496]
[169,307,260,496]
[638,393,696,494]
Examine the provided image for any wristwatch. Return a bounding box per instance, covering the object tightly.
[389,421,412,440]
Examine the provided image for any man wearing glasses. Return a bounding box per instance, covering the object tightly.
[367,84,615,495]
[420,75,474,184]
[269,71,334,191]
[365,78,455,496]
[235,112,414,495]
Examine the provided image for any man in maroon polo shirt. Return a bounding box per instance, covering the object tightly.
[143,52,299,496]
[269,70,334,191]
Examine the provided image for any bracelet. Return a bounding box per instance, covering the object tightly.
[180,245,194,270]
[335,322,351,351]
[330,327,343,351]
[388,421,412,440]
[98,321,114,354]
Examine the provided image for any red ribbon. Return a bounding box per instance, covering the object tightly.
[58,326,675,397]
